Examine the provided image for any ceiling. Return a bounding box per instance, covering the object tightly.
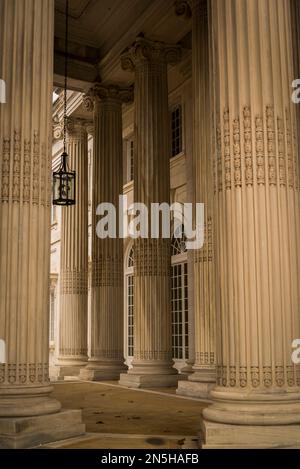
[54,0,192,90]
[55,0,154,50]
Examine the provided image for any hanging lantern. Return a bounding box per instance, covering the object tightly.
[52,0,76,206]
[53,151,75,205]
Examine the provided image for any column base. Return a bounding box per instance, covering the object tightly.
[200,387,300,447]
[200,419,300,448]
[176,368,216,399]
[79,361,127,381]
[56,357,88,380]
[56,365,85,380]
[119,372,179,388]
[0,385,62,417]
[0,409,85,449]
[177,380,215,399]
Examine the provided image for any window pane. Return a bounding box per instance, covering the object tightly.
[170,105,183,157]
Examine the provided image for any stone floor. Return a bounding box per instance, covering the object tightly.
[43,381,209,449]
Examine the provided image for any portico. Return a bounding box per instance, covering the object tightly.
[0,0,300,449]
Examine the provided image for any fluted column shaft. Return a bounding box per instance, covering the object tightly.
[80,85,128,380]
[119,37,181,388]
[57,119,88,376]
[177,0,216,398]
[0,0,60,416]
[202,0,300,448]
[291,0,300,176]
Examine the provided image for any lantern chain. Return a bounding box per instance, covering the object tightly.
[63,0,69,155]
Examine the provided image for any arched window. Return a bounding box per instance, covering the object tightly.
[171,225,189,361]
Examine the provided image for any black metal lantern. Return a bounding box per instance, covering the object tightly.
[52,0,76,206]
[53,151,75,205]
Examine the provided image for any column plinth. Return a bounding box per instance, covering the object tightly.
[0,0,84,447]
[201,0,300,448]
[79,85,131,381]
[118,37,181,388]
[56,118,89,379]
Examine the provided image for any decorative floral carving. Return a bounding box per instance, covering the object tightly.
[134,238,170,276]
[286,365,295,386]
[223,109,231,190]
[277,117,286,186]
[251,366,260,387]
[1,130,50,205]
[243,106,253,186]
[266,106,277,185]
[216,105,300,190]
[275,365,285,387]
[12,131,21,202]
[1,137,10,202]
[233,117,241,187]
[263,366,272,387]
[40,143,46,206]
[229,365,236,386]
[194,217,213,263]
[91,257,122,287]
[218,365,227,386]
[61,269,88,294]
[32,130,40,204]
[255,116,265,185]
[216,122,222,192]
[239,366,247,387]
[59,347,88,357]
[285,109,295,189]
[23,139,31,202]
[217,364,298,388]
[198,351,215,365]
[0,363,49,385]
[134,351,172,361]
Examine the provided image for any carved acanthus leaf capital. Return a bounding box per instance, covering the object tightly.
[94,83,133,103]
[66,117,89,138]
[121,37,182,71]
[85,83,133,107]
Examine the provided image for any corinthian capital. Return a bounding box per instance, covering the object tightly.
[93,84,133,103]
[65,117,90,139]
[121,36,182,71]
[83,83,133,109]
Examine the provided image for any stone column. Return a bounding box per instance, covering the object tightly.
[0,0,84,448]
[119,37,181,388]
[79,85,130,381]
[291,0,300,165]
[202,0,300,448]
[57,118,89,379]
[177,0,216,399]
